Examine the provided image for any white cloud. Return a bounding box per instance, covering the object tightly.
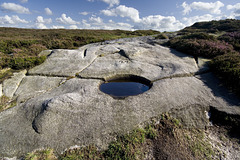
[182,2,191,15]
[69,25,78,29]
[19,0,28,3]
[51,25,65,29]
[35,16,52,29]
[1,3,30,14]
[101,4,185,31]
[182,14,217,27]
[101,5,140,22]
[0,15,28,25]
[13,15,29,23]
[106,21,133,30]
[0,15,14,25]
[36,16,52,24]
[182,1,224,15]
[227,3,240,19]
[79,18,132,30]
[45,8,53,15]
[101,9,117,16]
[81,19,91,28]
[114,5,140,22]
[35,23,47,29]
[135,15,185,32]
[12,15,29,24]
[89,16,103,23]
[80,12,89,16]
[56,14,80,25]
[102,0,119,7]
[87,0,119,7]
[227,3,240,10]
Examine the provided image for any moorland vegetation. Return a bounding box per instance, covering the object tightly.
[168,19,240,96]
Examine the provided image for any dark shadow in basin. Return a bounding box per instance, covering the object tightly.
[100,75,152,99]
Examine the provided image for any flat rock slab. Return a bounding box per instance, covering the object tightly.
[13,76,66,103]
[0,37,240,158]
[79,43,197,81]
[28,48,100,77]
[29,38,198,81]
[2,70,27,98]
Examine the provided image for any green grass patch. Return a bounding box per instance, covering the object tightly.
[0,56,47,70]
[25,148,57,160]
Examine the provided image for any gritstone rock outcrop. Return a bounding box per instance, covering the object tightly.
[0,36,240,158]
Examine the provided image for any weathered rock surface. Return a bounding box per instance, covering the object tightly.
[0,36,240,158]
[13,76,66,103]
[79,40,198,81]
[0,84,2,98]
[2,70,27,98]
[28,47,100,77]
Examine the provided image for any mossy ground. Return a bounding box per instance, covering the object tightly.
[0,68,14,83]
[25,149,57,160]
[0,95,17,112]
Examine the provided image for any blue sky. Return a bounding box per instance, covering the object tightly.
[0,0,240,31]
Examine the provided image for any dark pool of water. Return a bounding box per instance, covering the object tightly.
[100,79,151,98]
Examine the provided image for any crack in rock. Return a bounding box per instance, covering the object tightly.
[76,55,100,76]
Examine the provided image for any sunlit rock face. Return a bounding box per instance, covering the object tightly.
[1,36,240,158]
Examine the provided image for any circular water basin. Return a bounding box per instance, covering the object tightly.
[100,75,152,99]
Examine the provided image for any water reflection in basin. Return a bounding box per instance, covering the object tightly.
[100,76,152,98]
